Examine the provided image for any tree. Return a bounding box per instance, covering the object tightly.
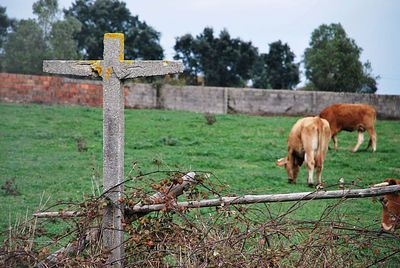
[304,23,378,93]
[32,0,59,40]
[64,0,163,60]
[2,0,82,74]
[32,0,81,60]
[0,6,13,50]
[0,6,14,71]
[252,40,299,89]
[174,27,258,87]
[48,16,82,59]
[360,61,379,93]
[2,19,47,74]
[173,34,200,85]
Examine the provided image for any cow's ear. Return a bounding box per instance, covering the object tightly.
[276,157,288,167]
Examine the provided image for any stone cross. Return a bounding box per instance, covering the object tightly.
[43,33,183,267]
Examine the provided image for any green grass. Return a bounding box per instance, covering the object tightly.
[1,103,399,232]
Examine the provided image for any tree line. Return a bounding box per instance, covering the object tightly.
[0,0,378,93]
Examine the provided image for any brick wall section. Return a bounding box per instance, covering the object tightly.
[0,73,103,107]
[1,72,399,119]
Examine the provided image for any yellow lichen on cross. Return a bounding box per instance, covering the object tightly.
[88,60,103,76]
[104,33,124,62]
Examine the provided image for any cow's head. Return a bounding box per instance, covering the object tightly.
[380,178,400,231]
[276,156,300,184]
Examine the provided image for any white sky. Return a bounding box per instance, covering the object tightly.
[2,0,400,95]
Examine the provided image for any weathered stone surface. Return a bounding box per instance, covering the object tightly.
[124,82,156,109]
[228,88,400,119]
[116,61,184,79]
[101,34,125,268]
[159,84,228,114]
[43,60,100,77]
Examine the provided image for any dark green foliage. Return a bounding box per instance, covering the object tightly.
[252,40,300,89]
[64,0,163,60]
[0,6,14,71]
[174,27,258,87]
[304,23,378,93]
[48,16,82,59]
[173,34,199,85]
[2,0,81,74]
[0,6,13,50]
[2,19,47,74]
[32,0,59,40]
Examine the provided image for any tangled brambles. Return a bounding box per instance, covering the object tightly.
[1,169,399,267]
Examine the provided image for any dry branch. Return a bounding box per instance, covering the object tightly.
[33,172,197,219]
[33,184,400,218]
[33,210,83,218]
[127,184,400,214]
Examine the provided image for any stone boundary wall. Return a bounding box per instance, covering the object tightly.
[1,72,399,119]
[228,88,400,119]
[122,83,228,114]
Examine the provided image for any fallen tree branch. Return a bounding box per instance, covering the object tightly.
[33,183,400,218]
[127,184,400,214]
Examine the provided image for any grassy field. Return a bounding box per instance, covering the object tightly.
[0,103,399,233]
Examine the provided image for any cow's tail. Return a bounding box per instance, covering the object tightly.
[316,118,329,167]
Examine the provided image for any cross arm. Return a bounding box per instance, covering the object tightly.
[114,60,184,80]
[43,60,102,77]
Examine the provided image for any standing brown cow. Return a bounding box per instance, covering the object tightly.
[319,104,377,152]
[276,116,331,187]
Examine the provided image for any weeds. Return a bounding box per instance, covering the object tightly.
[204,112,217,125]
[1,178,20,196]
[75,137,88,152]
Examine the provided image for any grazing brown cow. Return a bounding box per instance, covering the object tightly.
[319,104,377,152]
[276,116,331,187]
[376,179,400,231]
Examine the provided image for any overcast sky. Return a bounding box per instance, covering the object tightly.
[2,0,400,95]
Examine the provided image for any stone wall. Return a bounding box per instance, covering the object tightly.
[1,72,399,119]
[228,88,400,119]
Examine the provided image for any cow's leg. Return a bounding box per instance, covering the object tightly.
[332,134,338,151]
[316,164,323,186]
[366,128,377,152]
[352,131,364,152]
[305,152,315,187]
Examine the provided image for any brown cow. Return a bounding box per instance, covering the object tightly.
[319,104,377,152]
[375,179,400,231]
[276,116,331,187]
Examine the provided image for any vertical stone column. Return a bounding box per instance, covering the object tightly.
[102,33,125,267]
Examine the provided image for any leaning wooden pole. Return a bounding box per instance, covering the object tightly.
[125,184,400,214]
[33,184,400,218]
